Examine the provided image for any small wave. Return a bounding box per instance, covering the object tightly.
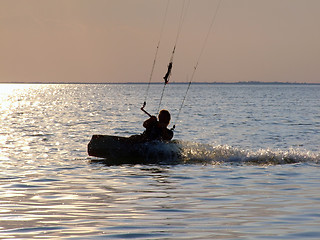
[89,139,319,166]
[180,142,320,165]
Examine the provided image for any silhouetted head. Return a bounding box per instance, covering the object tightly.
[158,109,171,127]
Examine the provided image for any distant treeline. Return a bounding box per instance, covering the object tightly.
[120,81,320,85]
[167,81,319,85]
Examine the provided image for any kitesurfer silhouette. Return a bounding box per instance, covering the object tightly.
[130,110,173,142]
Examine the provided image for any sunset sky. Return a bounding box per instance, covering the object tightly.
[1,0,319,83]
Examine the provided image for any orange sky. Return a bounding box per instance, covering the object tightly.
[1,0,319,83]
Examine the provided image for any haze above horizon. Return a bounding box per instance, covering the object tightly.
[1,0,319,84]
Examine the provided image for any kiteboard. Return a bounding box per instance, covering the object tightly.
[88,135,182,165]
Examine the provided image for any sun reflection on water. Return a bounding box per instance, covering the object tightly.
[0,83,35,96]
[0,84,48,161]
[0,84,34,111]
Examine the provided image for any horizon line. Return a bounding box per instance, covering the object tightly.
[1,81,319,85]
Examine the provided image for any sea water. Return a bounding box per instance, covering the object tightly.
[0,83,319,239]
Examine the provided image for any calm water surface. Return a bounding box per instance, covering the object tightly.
[0,83,319,239]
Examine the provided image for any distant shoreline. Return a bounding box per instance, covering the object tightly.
[1,81,319,85]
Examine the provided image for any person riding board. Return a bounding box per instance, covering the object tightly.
[130,109,174,142]
[143,109,173,141]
